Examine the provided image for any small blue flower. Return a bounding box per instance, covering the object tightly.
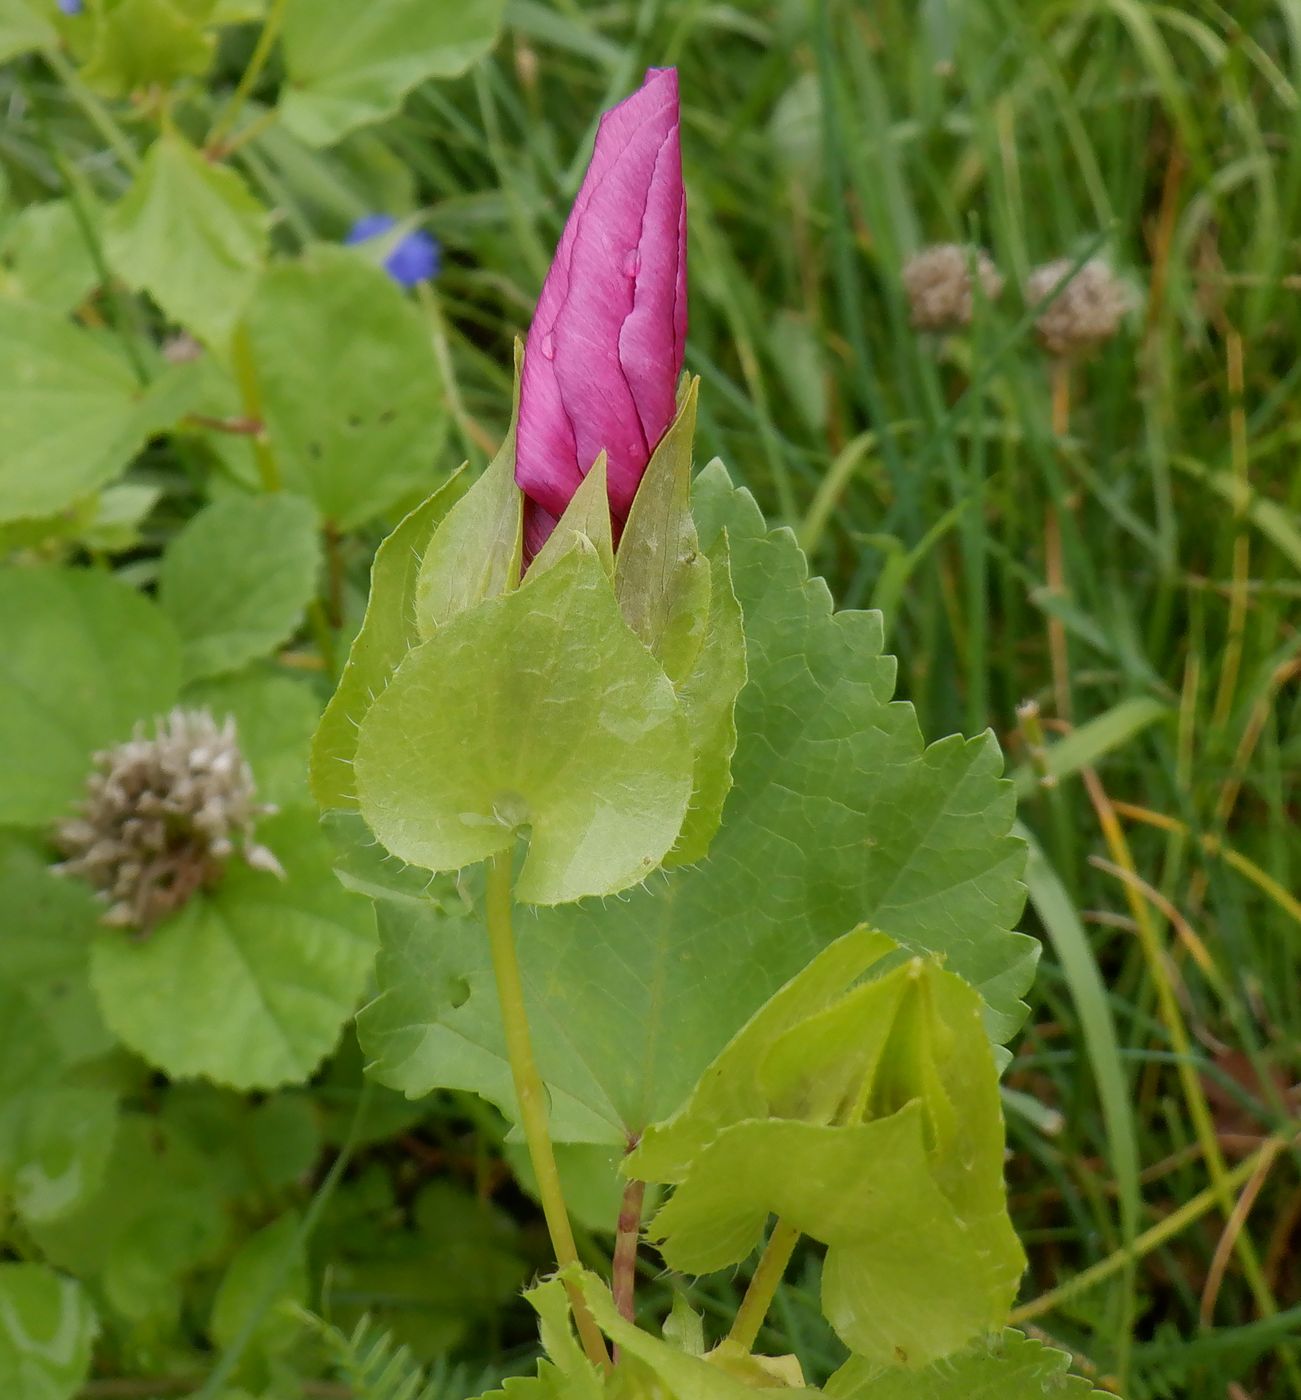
[344,214,440,289]
[56,0,84,14]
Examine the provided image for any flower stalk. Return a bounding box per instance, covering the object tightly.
[726,1219,801,1352]
[483,853,611,1371]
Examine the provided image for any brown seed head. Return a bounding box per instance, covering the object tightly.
[54,708,282,933]
[902,243,1004,332]
[1027,257,1131,356]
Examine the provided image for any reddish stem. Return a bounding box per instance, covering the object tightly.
[612,1176,647,1331]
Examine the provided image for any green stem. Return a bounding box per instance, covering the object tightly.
[229,325,281,493]
[484,853,611,1372]
[728,1219,801,1352]
[207,0,290,151]
[41,46,140,173]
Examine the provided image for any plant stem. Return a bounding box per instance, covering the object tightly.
[612,1177,646,1328]
[207,0,290,151]
[727,1219,801,1352]
[41,46,141,173]
[229,325,280,493]
[483,852,611,1372]
[1045,356,1072,722]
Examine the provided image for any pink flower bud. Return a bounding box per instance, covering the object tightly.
[515,68,687,557]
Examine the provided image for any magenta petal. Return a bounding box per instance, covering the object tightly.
[618,127,686,449]
[516,343,582,520]
[515,67,686,548]
[522,499,559,561]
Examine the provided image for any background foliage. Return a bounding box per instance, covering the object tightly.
[0,1,1298,1398]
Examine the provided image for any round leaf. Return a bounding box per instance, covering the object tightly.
[0,568,182,827]
[0,302,173,524]
[90,810,376,1089]
[159,493,322,680]
[280,0,506,146]
[105,132,266,349]
[241,246,450,529]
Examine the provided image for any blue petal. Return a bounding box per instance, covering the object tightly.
[343,215,441,288]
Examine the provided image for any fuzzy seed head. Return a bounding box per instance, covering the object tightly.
[54,708,282,933]
[902,243,1004,332]
[1027,257,1131,356]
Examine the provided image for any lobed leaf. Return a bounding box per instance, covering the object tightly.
[358,468,1033,1149]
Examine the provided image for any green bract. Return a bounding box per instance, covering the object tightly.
[630,929,1025,1368]
[317,365,747,905]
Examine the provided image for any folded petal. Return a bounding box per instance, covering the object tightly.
[516,68,686,545]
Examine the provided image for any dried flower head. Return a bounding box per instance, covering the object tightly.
[55,708,282,933]
[902,243,1004,332]
[1027,257,1131,356]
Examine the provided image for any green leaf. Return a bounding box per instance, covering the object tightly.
[414,399,520,634]
[0,985,115,1228]
[615,381,710,674]
[575,1273,818,1400]
[1,200,101,314]
[613,390,747,866]
[0,301,185,523]
[185,667,323,810]
[826,1328,1103,1398]
[242,245,450,528]
[667,531,746,866]
[311,477,464,811]
[7,1086,118,1227]
[280,0,506,146]
[354,542,694,904]
[0,0,56,64]
[634,935,1025,1367]
[105,132,266,349]
[89,809,376,1089]
[0,1264,96,1400]
[0,836,113,1064]
[209,1212,307,1357]
[357,470,1032,1146]
[0,567,181,826]
[630,930,899,1181]
[529,452,613,579]
[29,1114,230,1325]
[159,493,322,680]
[80,0,214,93]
